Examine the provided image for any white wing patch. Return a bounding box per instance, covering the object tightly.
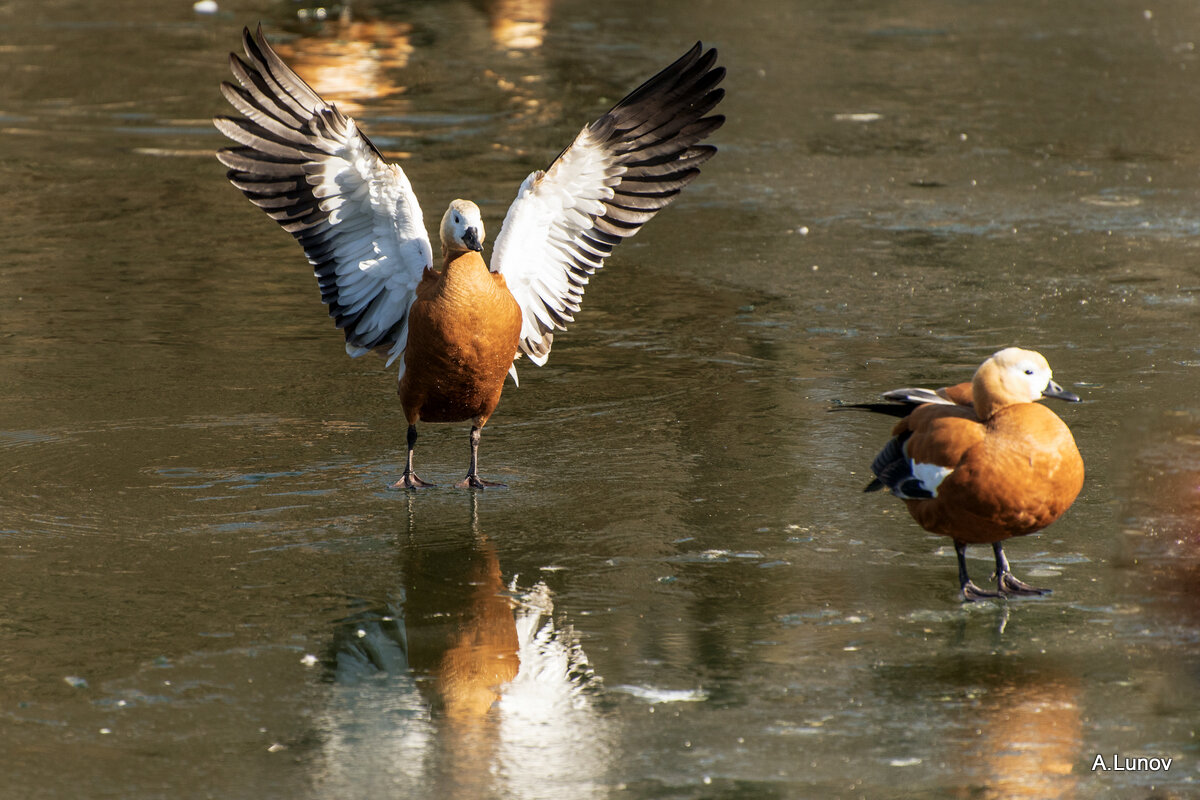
[218,32,723,380]
[490,42,725,367]
[493,149,620,365]
[911,461,954,497]
[215,27,432,374]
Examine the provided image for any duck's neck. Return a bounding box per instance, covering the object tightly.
[972,361,1018,421]
[973,394,1000,421]
[436,248,492,300]
[442,246,484,270]
[971,374,1021,421]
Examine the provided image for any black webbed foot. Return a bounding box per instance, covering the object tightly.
[391,472,436,490]
[997,571,1051,596]
[992,542,1051,596]
[960,580,1002,602]
[455,475,506,490]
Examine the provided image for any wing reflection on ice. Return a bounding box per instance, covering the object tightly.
[318,604,433,791]
[313,518,607,797]
[495,581,608,797]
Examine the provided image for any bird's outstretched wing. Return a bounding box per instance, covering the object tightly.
[491,43,725,366]
[214,26,432,367]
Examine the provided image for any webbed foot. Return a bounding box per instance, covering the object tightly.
[455,475,506,490]
[960,580,1002,602]
[391,472,435,490]
[997,571,1051,596]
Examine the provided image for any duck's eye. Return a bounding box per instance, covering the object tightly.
[1024,369,1034,375]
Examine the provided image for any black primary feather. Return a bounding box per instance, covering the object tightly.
[866,430,934,499]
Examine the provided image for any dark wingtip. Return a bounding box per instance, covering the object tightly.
[830,401,913,418]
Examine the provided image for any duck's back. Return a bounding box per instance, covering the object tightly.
[400,252,522,425]
[904,403,1083,544]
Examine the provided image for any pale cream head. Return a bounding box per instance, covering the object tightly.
[440,199,485,253]
[979,348,1054,404]
[972,347,1078,418]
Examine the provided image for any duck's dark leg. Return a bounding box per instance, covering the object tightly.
[956,540,1001,601]
[455,425,506,490]
[392,424,435,489]
[993,541,1050,596]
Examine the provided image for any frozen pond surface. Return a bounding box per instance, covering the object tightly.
[1,0,1198,797]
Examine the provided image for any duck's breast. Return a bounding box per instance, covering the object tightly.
[910,403,1083,543]
[401,256,522,424]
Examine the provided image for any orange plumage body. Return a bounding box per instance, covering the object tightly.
[896,401,1084,545]
[400,252,522,427]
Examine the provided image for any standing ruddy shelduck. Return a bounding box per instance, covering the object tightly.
[860,348,1085,601]
[214,27,724,488]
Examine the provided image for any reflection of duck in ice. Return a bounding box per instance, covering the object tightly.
[271,13,413,115]
[877,659,1082,799]
[405,533,521,725]
[315,523,606,797]
[956,675,1082,800]
[479,0,554,50]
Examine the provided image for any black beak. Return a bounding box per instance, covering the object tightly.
[1042,379,1081,403]
[463,227,482,252]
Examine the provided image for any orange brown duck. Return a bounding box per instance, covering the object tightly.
[856,348,1085,601]
[214,26,724,488]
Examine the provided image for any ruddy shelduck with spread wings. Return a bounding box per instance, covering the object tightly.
[214,27,724,488]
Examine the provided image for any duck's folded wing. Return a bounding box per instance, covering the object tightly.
[880,387,958,407]
[214,26,432,367]
[849,382,975,418]
[870,407,981,499]
[491,43,725,366]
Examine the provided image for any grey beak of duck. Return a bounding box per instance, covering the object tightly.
[1042,380,1081,403]
[463,227,483,252]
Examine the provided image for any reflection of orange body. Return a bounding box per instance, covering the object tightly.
[274,21,413,114]
[486,0,553,50]
[434,537,520,722]
[404,533,519,798]
[966,680,1082,800]
[402,534,520,724]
